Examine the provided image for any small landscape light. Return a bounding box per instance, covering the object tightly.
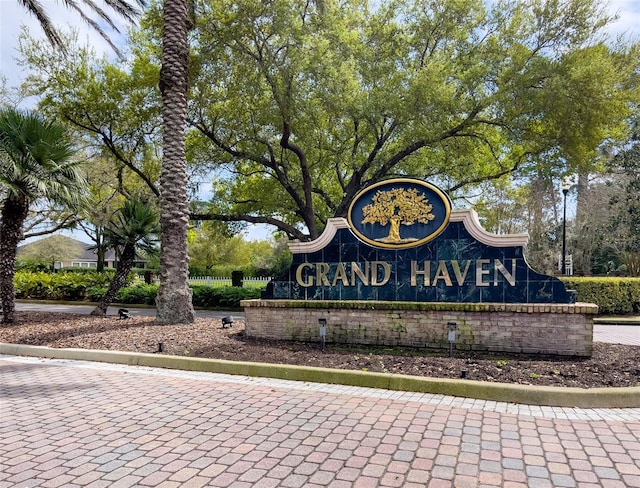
[447,321,457,357]
[318,318,327,352]
[222,316,234,328]
[118,308,130,319]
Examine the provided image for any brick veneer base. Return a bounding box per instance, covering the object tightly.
[241,300,599,357]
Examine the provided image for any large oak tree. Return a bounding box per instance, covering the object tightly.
[186,0,638,240]
[17,0,640,244]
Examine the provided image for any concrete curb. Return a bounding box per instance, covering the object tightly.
[593,316,640,325]
[2,343,638,409]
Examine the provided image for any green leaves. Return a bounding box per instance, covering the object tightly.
[19,29,162,199]
[104,199,160,256]
[185,0,639,239]
[15,0,639,241]
[0,107,86,207]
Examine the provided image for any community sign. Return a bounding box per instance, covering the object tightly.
[265,178,575,304]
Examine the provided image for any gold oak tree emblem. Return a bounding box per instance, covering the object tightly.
[361,188,435,243]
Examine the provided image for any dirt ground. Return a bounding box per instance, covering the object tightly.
[1,311,638,389]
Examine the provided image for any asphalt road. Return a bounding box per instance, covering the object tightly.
[15,302,242,319]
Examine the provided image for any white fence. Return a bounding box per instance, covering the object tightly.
[136,275,271,286]
[188,276,272,286]
[557,254,574,276]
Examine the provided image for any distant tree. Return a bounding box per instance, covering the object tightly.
[187,220,243,273]
[0,108,86,323]
[79,159,131,272]
[473,181,529,236]
[91,199,159,316]
[609,119,640,254]
[251,236,292,279]
[17,235,84,270]
[580,120,640,276]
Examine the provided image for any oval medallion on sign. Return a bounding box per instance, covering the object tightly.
[347,179,452,249]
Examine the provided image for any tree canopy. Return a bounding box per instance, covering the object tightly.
[17,0,640,242]
[185,0,638,239]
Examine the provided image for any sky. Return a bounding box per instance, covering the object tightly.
[0,0,276,242]
[1,0,129,89]
[2,0,639,84]
[1,0,639,243]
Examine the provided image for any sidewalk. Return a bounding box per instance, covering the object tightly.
[1,354,639,488]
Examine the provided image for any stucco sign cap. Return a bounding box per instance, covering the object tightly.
[347,178,452,249]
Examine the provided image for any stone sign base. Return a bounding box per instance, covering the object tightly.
[241,300,599,357]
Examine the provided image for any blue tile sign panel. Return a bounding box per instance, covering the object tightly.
[267,179,575,304]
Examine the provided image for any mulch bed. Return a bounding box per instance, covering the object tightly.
[1,311,638,389]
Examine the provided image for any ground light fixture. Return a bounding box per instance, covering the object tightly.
[447,321,457,357]
[222,316,234,328]
[318,318,327,352]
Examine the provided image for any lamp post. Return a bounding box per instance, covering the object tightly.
[561,177,571,276]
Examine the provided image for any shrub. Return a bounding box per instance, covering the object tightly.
[16,260,50,272]
[14,271,116,301]
[191,285,261,309]
[55,272,90,300]
[14,272,54,299]
[115,283,158,305]
[86,286,108,302]
[561,277,640,315]
[14,270,261,308]
[58,267,115,276]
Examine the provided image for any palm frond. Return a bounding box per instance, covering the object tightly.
[104,199,160,254]
[18,0,147,59]
[17,0,66,53]
[0,108,88,208]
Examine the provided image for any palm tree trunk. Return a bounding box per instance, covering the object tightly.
[155,0,195,324]
[0,195,30,323]
[90,244,136,316]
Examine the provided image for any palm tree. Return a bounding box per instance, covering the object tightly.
[17,0,146,58]
[19,0,195,323]
[155,0,195,323]
[91,199,159,316]
[0,108,86,323]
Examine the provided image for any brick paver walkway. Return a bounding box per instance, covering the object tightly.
[1,355,639,488]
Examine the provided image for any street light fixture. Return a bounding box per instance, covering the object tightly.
[561,177,571,276]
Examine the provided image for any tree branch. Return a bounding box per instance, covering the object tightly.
[23,215,82,240]
[191,117,317,238]
[189,212,308,241]
[64,112,160,197]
